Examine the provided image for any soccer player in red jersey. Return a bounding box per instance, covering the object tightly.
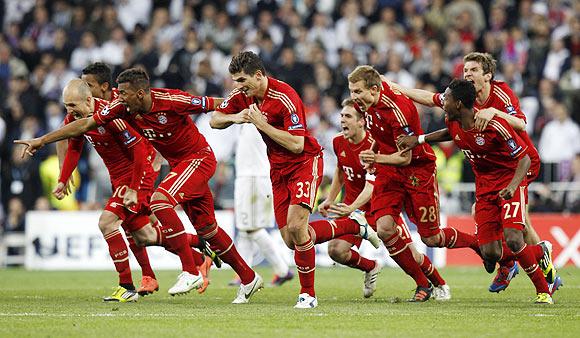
[348,65,481,302]
[44,79,214,301]
[390,52,556,293]
[55,63,165,298]
[317,99,450,300]
[210,51,380,308]
[15,70,262,303]
[397,79,558,304]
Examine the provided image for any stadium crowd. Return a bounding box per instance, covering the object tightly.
[0,0,579,235]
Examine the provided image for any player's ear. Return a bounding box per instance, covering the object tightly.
[484,72,492,82]
[101,82,110,93]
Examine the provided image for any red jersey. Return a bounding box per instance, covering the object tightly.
[473,81,540,180]
[216,77,322,168]
[445,115,529,199]
[60,97,153,188]
[93,88,215,167]
[357,81,436,177]
[333,132,374,212]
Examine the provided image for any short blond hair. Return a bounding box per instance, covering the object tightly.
[347,65,381,89]
[463,52,497,79]
[341,98,364,119]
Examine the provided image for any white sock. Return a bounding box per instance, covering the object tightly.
[236,231,255,267]
[250,228,289,276]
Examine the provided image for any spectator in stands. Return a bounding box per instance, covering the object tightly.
[538,103,580,174]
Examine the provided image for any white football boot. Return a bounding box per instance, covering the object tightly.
[232,273,264,304]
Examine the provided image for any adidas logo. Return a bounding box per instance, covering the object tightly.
[340,151,346,157]
[455,135,460,141]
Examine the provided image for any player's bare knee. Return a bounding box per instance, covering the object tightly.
[376,223,397,240]
[98,212,118,235]
[131,229,151,246]
[480,245,501,262]
[421,235,440,247]
[504,228,524,252]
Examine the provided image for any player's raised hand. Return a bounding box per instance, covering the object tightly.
[13,138,44,158]
[475,108,496,131]
[52,182,68,200]
[396,135,418,153]
[499,185,516,200]
[359,149,377,164]
[123,187,138,208]
[328,202,354,218]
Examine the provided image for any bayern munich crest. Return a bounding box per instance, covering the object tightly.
[97,126,106,134]
[475,135,485,146]
[220,100,229,108]
[157,112,168,124]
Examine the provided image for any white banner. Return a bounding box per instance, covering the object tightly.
[25,210,235,270]
[25,211,444,270]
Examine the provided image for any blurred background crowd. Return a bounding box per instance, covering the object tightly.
[0,0,579,235]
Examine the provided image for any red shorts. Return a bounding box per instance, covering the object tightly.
[156,147,217,228]
[271,154,323,229]
[104,156,158,232]
[372,163,441,238]
[475,182,528,245]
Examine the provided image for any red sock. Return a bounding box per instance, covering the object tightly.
[125,232,156,279]
[420,255,445,287]
[308,219,359,244]
[514,244,549,293]
[384,233,430,287]
[150,201,198,274]
[529,244,544,261]
[188,233,200,247]
[441,227,479,252]
[344,249,375,272]
[199,224,255,284]
[104,229,133,288]
[498,241,517,268]
[294,237,316,296]
[151,221,204,266]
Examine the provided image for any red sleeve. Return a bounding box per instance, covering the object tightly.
[280,94,307,136]
[106,119,147,190]
[488,118,528,159]
[494,82,526,123]
[93,99,126,126]
[168,89,215,116]
[107,118,142,148]
[216,89,250,115]
[58,136,84,184]
[433,93,445,108]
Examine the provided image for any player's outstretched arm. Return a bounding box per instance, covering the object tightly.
[475,108,526,132]
[359,149,411,167]
[209,110,249,129]
[499,154,531,200]
[319,167,344,217]
[381,76,436,107]
[14,117,98,158]
[329,181,374,217]
[397,128,452,153]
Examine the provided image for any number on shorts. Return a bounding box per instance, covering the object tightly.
[113,185,128,198]
[398,222,411,241]
[502,202,521,219]
[419,206,437,223]
[295,181,311,199]
[161,172,178,183]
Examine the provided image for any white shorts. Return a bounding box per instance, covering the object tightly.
[235,176,275,231]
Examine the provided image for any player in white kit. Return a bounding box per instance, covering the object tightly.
[230,123,294,286]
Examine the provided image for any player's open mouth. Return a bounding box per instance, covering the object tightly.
[342,126,349,132]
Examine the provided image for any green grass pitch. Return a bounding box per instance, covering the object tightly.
[0,267,578,337]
